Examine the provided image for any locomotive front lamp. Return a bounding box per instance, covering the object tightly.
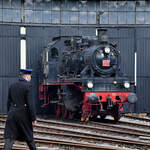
[124,82,130,88]
[87,81,93,88]
[104,47,110,54]
[114,81,117,85]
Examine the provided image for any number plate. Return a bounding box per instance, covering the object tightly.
[102,60,110,67]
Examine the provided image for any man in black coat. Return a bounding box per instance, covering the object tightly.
[4,69,37,150]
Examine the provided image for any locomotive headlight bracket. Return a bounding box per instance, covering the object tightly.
[104,47,110,54]
[124,81,130,88]
[87,81,93,88]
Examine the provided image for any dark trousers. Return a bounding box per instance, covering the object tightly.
[4,138,37,150]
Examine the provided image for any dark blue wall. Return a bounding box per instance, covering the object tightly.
[0,24,149,114]
[0,25,20,114]
[136,28,150,113]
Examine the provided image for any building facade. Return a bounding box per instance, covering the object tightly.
[0,0,150,114]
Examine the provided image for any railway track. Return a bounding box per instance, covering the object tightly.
[0,121,150,149]
[0,115,150,149]
[0,129,130,150]
[122,114,150,124]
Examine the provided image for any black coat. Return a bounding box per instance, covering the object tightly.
[4,79,36,142]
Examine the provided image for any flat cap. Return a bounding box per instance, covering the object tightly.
[20,69,32,74]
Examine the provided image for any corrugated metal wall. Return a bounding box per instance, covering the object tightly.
[136,28,150,113]
[0,25,20,113]
[107,28,135,79]
[0,24,150,114]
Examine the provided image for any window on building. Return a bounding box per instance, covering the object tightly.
[34,11,42,23]
[24,0,33,10]
[127,1,135,11]
[70,11,78,24]
[12,0,21,9]
[0,0,2,9]
[136,12,145,24]
[43,11,51,23]
[12,10,21,22]
[145,12,150,24]
[61,11,69,24]
[0,9,2,21]
[3,0,11,8]
[52,0,60,11]
[79,0,87,11]
[87,1,96,11]
[88,12,96,24]
[25,10,33,23]
[79,12,87,24]
[145,2,150,11]
[118,12,126,24]
[109,12,117,24]
[100,1,108,11]
[117,1,127,11]
[100,12,108,24]
[136,1,145,11]
[3,9,11,22]
[34,1,43,10]
[96,1,100,11]
[52,11,60,23]
[69,1,78,11]
[62,0,69,10]
[43,1,51,10]
[109,1,118,11]
[127,12,135,24]
[0,0,150,25]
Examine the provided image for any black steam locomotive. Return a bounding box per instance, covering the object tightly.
[39,29,137,122]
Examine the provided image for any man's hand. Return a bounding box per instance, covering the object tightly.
[32,120,37,126]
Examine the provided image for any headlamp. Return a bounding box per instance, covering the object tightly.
[124,82,130,88]
[87,81,93,88]
[114,81,117,85]
[104,47,110,54]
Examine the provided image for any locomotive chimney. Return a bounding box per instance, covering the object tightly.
[97,28,108,43]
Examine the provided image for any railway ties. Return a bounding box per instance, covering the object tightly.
[0,115,150,149]
[0,131,129,150]
[122,114,150,125]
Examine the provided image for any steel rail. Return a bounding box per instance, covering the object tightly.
[122,114,150,123]
[1,116,150,149]
[1,117,150,139]
[89,120,150,134]
[0,133,130,150]
[0,142,27,150]
[37,118,150,137]
[0,123,150,149]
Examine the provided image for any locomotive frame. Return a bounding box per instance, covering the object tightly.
[39,28,137,122]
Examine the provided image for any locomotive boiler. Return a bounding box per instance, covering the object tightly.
[39,29,137,122]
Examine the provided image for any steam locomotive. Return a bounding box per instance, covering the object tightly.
[39,29,137,122]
